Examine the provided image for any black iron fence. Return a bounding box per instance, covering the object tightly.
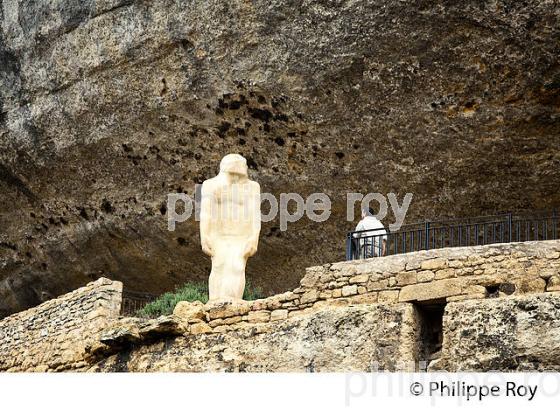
[346,210,559,261]
[120,290,158,316]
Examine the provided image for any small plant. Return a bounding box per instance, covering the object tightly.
[136,279,264,318]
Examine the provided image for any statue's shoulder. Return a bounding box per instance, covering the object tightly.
[201,176,219,190]
[247,179,260,192]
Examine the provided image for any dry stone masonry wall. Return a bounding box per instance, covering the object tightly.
[169,240,560,335]
[0,240,559,372]
[0,278,122,372]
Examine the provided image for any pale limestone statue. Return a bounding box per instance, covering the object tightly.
[200,154,261,302]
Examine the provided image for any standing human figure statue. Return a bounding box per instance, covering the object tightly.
[200,154,261,302]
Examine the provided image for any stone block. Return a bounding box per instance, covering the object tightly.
[546,275,560,292]
[300,289,319,304]
[447,293,487,302]
[251,299,268,310]
[378,290,399,303]
[173,301,206,321]
[190,322,212,335]
[417,270,435,282]
[270,309,288,321]
[341,285,358,297]
[545,251,560,259]
[319,290,332,299]
[435,268,456,280]
[396,271,417,286]
[399,278,465,302]
[346,293,378,304]
[539,268,558,280]
[205,301,252,320]
[349,274,369,284]
[514,277,546,294]
[448,259,464,268]
[421,258,448,270]
[366,279,388,291]
[405,260,422,271]
[247,310,271,323]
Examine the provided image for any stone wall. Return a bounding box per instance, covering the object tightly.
[90,304,418,372]
[0,278,122,372]
[167,240,560,335]
[1,240,559,372]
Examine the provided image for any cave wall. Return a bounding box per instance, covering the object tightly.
[0,0,559,316]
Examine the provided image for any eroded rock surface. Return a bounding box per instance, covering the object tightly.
[89,303,417,372]
[432,293,560,371]
[1,0,559,315]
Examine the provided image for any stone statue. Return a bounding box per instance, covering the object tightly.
[200,154,261,302]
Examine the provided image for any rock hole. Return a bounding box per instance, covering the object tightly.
[229,100,242,110]
[486,283,516,297]
[179,39,194,51]
[78,207,89,220]
[499,283,516,295]
[246,157,258,170]
[101,199,114,214]
[217,121,231,137]
[486,284,500,297]
[249,107,272,122]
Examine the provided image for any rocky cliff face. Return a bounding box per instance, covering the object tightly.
[1,0,559,316]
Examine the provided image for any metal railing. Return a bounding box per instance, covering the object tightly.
[346,210,559,261]
[120,290,158,316]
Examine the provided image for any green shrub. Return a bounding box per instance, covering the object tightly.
[136,280,264,318]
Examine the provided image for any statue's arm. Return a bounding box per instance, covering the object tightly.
[244,182,261,257]
[200,181,214,256]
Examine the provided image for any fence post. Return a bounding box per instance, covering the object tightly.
[507,213,512,243]
[553,209,558,240]
[346,232,352,261]
[425,221,430,250]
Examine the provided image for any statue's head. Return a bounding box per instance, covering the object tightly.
[219,153,248,177]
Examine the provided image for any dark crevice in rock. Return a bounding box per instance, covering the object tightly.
[0,163,37,202]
